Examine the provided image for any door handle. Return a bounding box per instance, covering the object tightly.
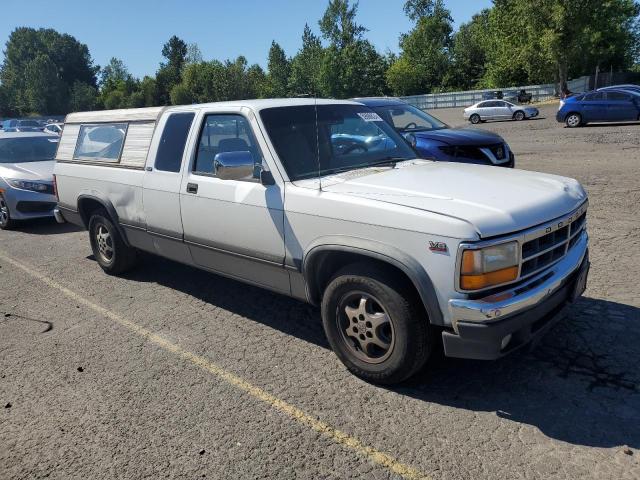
[186,183,198,194]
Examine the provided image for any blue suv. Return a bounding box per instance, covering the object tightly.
[354,97,514,168]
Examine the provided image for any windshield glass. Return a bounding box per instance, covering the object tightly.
[372,104,447,132]
[0,136,58,163]
[260,104,416,181]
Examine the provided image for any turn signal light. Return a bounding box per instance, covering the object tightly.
[460,266,518,290]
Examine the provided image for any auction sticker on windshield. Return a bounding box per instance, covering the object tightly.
[357,112,383,122]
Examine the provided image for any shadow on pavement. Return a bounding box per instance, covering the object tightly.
[10,217,83,235]
[398,297,640,449]
[122,254,639,449]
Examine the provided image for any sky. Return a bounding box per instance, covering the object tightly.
[0,0,492,79]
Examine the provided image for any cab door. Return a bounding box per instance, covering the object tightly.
[142,111,195,263]
[581,92,607,121]
[605,91,638,121]
[179,108,289,294]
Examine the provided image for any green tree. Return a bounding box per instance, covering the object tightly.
[318,0,387,98]
[448,10,490,90]
[68,81,98,112]
[385,57,423,95]
[0,27,98,115]
[156,35,188,105]
[389,0,454,94]
[288,24,324,95]
[319,0,367,49]
[266,41,290,97]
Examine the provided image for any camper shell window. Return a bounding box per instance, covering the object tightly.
[73,123,128,162]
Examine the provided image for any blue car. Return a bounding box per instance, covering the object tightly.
[556,88,640,128]
[354,97,514,167]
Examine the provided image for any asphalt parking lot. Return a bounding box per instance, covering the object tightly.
[1,102,639,479]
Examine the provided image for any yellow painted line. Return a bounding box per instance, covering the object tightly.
[0,251,432,480]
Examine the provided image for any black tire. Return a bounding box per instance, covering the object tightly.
[565,112,582,128]
[0,194,15,230]
[88,208,137,274]
[321,264,432,384]
[513,110,525,121]
[469,114,481,124]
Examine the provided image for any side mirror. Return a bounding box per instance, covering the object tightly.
[214,151,255,181]
[403,133,417,148]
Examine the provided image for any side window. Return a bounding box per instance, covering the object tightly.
[154,112,195,172]
[605,92,630,101]
[194,114,263,179]
[584,92,604,101]
[74,123,127,162]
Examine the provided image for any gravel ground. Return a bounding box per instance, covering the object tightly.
[1,102,639,479]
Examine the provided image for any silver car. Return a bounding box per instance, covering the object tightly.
[464,100,539,124]
[0,132,59,229]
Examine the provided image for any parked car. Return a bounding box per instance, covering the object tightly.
[0,132,59,229]
[44,123,63,135]
[482,90,504,100]
[2,119,44,132]
[54,100,589,384]
[354,97,514,167]
[464,100,539,123]
[556,88,640,127]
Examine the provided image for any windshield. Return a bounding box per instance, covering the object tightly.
[372,104,447,133]
[0,136,58,163]
[260,104,416,181]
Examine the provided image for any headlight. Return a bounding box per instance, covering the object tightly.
[7,179,51,192]
[459,241,519,290]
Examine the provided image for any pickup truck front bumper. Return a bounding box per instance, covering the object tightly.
[442,231,589,360]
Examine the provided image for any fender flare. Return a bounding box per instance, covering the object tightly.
[77,192,131,247]
[302,236,444,326]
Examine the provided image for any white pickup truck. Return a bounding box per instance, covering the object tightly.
[53,99,589,384]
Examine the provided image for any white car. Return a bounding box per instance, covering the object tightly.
[0,132,59,229]
[53,99,589,384]
[44,123,64,135]
[464,100,539,124]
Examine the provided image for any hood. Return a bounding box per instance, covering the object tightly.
[0,160,56,181]
[322,161,587,239]
[414,128,503,146]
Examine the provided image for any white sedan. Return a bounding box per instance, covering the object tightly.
[464,100,539,124]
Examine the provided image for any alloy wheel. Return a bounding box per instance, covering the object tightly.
[567,114,581,128]
[337,292,395,364]
[0,197,9,227]
[95,224,114,262]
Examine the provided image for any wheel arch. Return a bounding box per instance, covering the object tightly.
[303,238,444,326]
[77,193,131,247]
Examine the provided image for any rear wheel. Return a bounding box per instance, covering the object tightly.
[321,265,432,384]
[513,110,525,121]
[469,114,481,124]
[565,113,582,128]
[88,209,137,274]
[0,194,15,230]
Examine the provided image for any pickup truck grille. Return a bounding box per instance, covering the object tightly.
[520,209,587,279]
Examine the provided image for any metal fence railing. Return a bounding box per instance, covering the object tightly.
[400,76,591,110]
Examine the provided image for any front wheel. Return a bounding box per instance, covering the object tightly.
[565,113,582,128]
[88,209,137,274]
[0,194,15,230]
[469,114,481,124]
[321,265,432,384]
[513,111,525,121]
